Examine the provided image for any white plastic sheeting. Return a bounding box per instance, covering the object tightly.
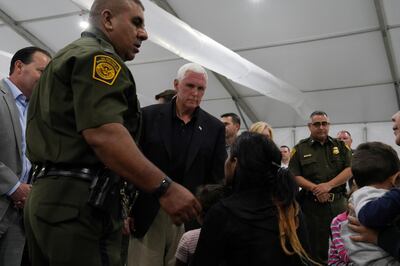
[0,50,12,79]
[71,0,310,117]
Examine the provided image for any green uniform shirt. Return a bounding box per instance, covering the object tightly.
[27,28,141,165]
[289,136,351,192]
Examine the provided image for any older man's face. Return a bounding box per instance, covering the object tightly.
[174,71,206,111]
[336,131,352,148]
[392,111,400,145]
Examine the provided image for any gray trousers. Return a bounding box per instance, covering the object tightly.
[0,206,25,266]
[128,209,184,266]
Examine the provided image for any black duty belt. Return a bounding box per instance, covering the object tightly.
[32,165,99,182]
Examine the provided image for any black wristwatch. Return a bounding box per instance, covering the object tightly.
[153,176,173,198]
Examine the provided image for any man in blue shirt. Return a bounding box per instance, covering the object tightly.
[0,46,51,266]
[348,111,400,262]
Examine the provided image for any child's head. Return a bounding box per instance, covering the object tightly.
[352,142,400,188]
[196,184,227,224]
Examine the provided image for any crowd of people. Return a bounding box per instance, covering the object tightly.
[1,0,400,266]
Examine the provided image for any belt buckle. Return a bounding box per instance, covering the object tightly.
[328,193,335,202]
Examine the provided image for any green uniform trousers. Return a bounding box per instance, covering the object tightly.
[301,194,347,264]
[24,177,123,266]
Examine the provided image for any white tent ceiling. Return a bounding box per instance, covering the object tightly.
[0,0,399,130]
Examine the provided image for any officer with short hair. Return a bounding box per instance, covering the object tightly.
[336,130,353,151]
[155,89,176,103]
[24,0,200,265]
[289,111,352,264]
[220,112,241,154]
[279,145,291,168]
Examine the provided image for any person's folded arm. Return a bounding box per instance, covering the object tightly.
[358,188,400,228]
[377,226,400,261]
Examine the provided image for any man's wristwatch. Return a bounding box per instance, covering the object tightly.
[152,176,173,198]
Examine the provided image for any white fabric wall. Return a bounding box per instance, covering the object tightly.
[0,51,12,79]
[273,122,400,156]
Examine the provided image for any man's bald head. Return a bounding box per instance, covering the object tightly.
[89,0,144,27]
[87,0,148,61]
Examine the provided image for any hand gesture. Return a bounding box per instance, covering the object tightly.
[159,182,201,225]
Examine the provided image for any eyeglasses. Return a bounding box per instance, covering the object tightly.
[311,121,330,127]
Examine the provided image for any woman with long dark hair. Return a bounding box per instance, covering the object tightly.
[191,132,319,266]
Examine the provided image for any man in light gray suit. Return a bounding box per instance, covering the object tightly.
[0,46,50,266]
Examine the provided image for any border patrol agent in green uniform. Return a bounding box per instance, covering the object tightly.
[23,1,201,265]
[289,111,352,264]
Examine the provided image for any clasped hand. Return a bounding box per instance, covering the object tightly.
[10,183,31,209]
[311,182,332,203]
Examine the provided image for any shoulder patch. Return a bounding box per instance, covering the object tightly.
[290,148,296,158]
[332,146,340,155]
[336,138,351,151]
[92,55,121,85]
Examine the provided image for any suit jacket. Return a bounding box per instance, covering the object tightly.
[0,79,22,220]
[131,102,226,237]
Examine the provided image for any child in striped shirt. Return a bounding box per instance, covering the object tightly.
[328,211,352,265]
[175,184,228,266]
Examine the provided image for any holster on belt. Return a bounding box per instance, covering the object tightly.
[31,163,137,218]
[87,168,122,215]
[87,168,138,218]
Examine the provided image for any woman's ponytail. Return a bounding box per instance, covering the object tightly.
[273,168,321,265]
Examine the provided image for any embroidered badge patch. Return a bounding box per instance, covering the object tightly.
[332,146,340,155]
[92,55,121,85]
[290,148,296,158]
